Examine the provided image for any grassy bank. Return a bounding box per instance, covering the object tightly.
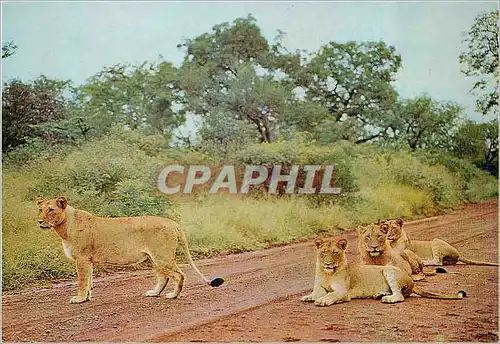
[2,132,498,291]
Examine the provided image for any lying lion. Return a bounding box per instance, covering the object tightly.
[357,223,432,280]
[301,238,466,306]
[383,218,498,266]
[36,196,224,304]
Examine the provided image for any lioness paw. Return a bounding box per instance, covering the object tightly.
[145,290,161,297]
[381,294,404,304]
[69,295,89,304]
[165,292,179,299]
[301,294,316,302]
[314,297,334,307]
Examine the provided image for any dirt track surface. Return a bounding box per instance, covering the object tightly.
[2,200,498,342]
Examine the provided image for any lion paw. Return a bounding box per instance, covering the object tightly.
[145,290,161,297]
[165,292,179,299]
[314,297,334,307]
[69,295,89,304]
[381,294,404,304]
[301,294,316,302]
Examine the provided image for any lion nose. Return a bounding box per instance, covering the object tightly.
[370,244,378,249]
[38,220,44,224]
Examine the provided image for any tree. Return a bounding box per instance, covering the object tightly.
[178,15,301,143]
[395,95,463,150]
[459,10,499,116]
[76,61,184,138]
[2,41,18,59]
[295,41,402,143]
[453,119,498,175]
[2,76,71,151]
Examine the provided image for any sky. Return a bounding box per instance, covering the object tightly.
[2,1,498,128]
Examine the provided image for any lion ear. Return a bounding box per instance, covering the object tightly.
[396,218,404,227]
[56,196,68,209]
[356,225,365,234]
[337,239,347,250]
[379,223,389,234]
[314,239,324,248]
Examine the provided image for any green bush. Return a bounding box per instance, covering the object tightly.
[417,151,498,202]
[231,138,358,199]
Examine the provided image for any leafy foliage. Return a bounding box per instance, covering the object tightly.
[77,61,184,138]
[295,41,402,143]
[2,76,72,151]
[459,10,499,116]
[395,95,463,150]
[2,41,18,59]
[178,15,301,143]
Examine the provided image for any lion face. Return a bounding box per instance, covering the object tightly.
[358,224,388,257]
[315,239,347,275]
[36,196,68,229]
[382,218,404,242]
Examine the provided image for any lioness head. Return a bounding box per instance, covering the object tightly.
[36,196,68,229]
[357,223,389,257]
[380,218,404,242]
[314,238,347,275]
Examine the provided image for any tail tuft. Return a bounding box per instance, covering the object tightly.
[210,277,225,287]
[458,290,467,298]
[435,267,448,273]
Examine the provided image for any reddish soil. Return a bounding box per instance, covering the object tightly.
[2,200,498,342]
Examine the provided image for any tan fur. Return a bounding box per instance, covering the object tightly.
[301,239,465,306]
[384,218,498,266]
[357,224,426,281]
[37,196,220,304]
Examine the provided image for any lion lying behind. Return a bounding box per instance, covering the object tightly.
[36,196,224,304]
[301,238,466,306]
[357,223,429,281]
[383,218,498,266]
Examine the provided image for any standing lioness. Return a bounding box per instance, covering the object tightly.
[36,196,224,304]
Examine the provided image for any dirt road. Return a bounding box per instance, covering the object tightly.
[2,200,498,342]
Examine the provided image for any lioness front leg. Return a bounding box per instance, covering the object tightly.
[381,267,406,304]
[70,259,93,304]
[314,291,350,307]
[301,282,327,302]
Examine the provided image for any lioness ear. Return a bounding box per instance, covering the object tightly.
[36,198,44,207]
[356,225,365,234]
[337,239,347,250]
[314,239,323,248]
[56,196,68,209]
[379,223,389,234]
[396,218,404,227]
[376,218,381,225]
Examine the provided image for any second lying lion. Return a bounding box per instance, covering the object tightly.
[357,223,430,280]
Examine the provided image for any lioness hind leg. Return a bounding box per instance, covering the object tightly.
[164,266,185,299]
[145,269,169,297]
[381,267,406,304]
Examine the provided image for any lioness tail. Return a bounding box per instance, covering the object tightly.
[177,227,225,287]
[412,286,466,300]
[459,257,498,266]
